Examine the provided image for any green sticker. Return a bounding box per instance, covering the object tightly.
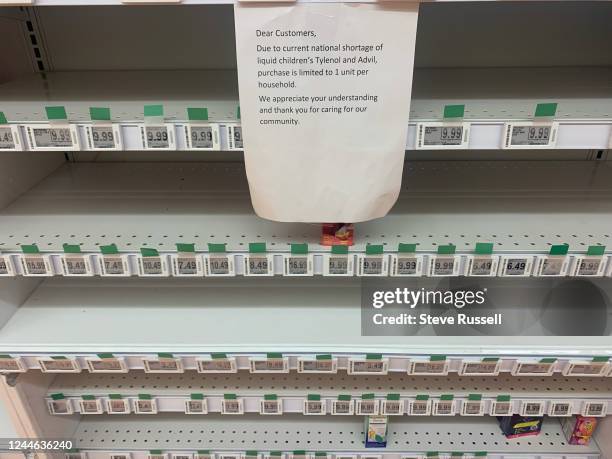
[191,394,204,400]
[211,353,228,359]
[482,357,499,362]
[264,394,277,400]
[431,355,446,361]
[316,354,332,360]
[21,244,40,254]
[540,357,557,363]
[366,353,382,360]
[315,453,327,458]
[291,243,308,255]
[97,353,114,359]
[398,243,417,253]
[140,247,159,257]
[386,393,400,400]
[267,352,282,359]
[365,244,383,255]
[45,106,67,121]
[150,451,163,455]
[437,244,456,255]
[144,105,164,118]
[224,393,237,400]
[138,394,152,400]
[468,394,482,401]
[109,394,122,400]
[338,394,351,401]
[246,452,258,458]
[587,245,605,256]
[443,104,464,119]
[187,108,209,121]
[158,352,174,359]
[100,244,119,255]
[361,393,375,400]
[176,243,195,253]
[249,242,266,253]
[474,453,488,458]
[497,395,511,402]
[50,393,65,400]
[535,102,557,118]
[63,243,81,254]
[331,245,348,255]
[592,356,610,362]
[0,112,7,124]
[208,243,226,253]
[89,107,111,121]
[475,242,494,255]
[416,394,429,401]
[549,243,569,256]
[440,394,454,401]
[307,394,320,401]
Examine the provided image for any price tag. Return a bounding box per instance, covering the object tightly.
[582,401,607,417]
[433,396,456,416]
[244,254,274,276]
[498,256,534,277]
[390,254,424,277]
[563,360,609,377]
[334,456,356,459]
[143,356,183,373]
[25,124,80,150]
[204,254,235,276]
[39,357,81,373]
[503,122,559,149]
[535,255,570,277]
[408,359,449,376]
[416,122,470,150]
[466,256,499,277]
[85,124,122,150]
[61,254,94,276]
[222,397,244,415]
[226,124,243,150]
[185,397,208,414]
[283,254,314,276]
[134,397,158,414]
[356,397,379,415]
[86,356,128,373]
[260,396,283,415]
[137,254,170,277]
[0,356,25,373]
[357,254,389,277]
[0,125,22,151]
[303,396,326,415]
[520,401,544,416]
[512,361,555,376]
[461,395,484,416]
[19,254,53,276]
[250,356,289,373]
[79,398,104,414]
[173,455,194,459]
[195,453,214,459]
[140,124,176,150]
[185,124,221,150]
[428,255,461,277]
[409,397,432,416]
[171,254,203,277]
[459,359,501,376]
[297,356,338,373]
[548,401,572,417]
[490,396,512,416]
[572,256,608,277]
[0,256,15,277]
[47,397,73,415]
[99,254,130,276]
[331,397,354,415]
[323,254,354,276]
[111,455,132,459]
[197,356,237,373]
[381,397,404,416]
[348,357,389,375]
[148,453,166,459]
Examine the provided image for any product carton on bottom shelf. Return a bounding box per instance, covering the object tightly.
[561,415,598,445]
[364,415,388,447]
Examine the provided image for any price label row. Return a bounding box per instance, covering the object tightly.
[47,393,609,418]
[2,252,609,278]
[3,354,610,377]
[64,452,488,459]
[0,123,242,151]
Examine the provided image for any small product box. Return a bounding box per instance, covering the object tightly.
[321,223,354,246]
[497,415,543,439]
[364,415,388,447]
[562,415,598,445]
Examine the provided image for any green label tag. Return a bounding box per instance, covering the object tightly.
[366,353,382,360]
[291,243,308,255]
[249,242,266,253]
[144,105,164,118]
[437,244,456,255]
[398,243,417,253]
[264,394,277,400]
[307,394,320,401]
[443,104,464,119]
[100,244,119,255]
[140,247,159,257]
[365,244,384,255]
[316,354,332,360]
[497,395,511,402]
[331,245,348,255]
[138,394,152,400]
[468,394,482,401]
[21,244,40,254]
[267,352,283,359]
[176,243,195,253]
[191,393,204,400]
[63,243,81,254]
[587,245,606,256]
[0,112,7,124]
[187,108,209,121]
[89,107,111,121]
[431,355,446,361]
[534,102,557,118]
[549,243,569,256]
[46,106,67,121]
[475,242,493,255]
[208,243,226,253]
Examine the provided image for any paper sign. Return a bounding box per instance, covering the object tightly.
[234,3,418,222]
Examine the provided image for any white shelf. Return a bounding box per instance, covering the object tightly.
[71,414,600,457]
[0,68,610,150]
[0,277,612,358]
[47,371,612,416]
[1,161,612,256]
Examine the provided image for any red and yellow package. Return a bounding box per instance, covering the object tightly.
[321,223,354,246]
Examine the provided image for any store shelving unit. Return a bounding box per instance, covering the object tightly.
[1,1,612,459]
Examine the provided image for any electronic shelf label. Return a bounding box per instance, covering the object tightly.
[498,255,535,277]
[61,244,94,276]
[548,401,572,417]
[185,394,208,414]
[409,395,432,416]
[249,354,290,373]
[582,401,607,417]
[503,103,559,149]
[416,105,470,150]
[39,356,81,373]
[137,249,170,277]
[433,394,456,416]
[408,356,449,376]
[284,243,314,276]
[459,358,501,376]
[79,396,104,414]
[298,355,338,373]
[323,246,354,276]
[520,400,545,416]
[197,354,238,373]
[535,244,571,277]
[303,394,326,415]
[381,394,404,416]
[134,394,158,414]
[244,243,274,276]
[356,394,380,415]
[18,244,53,276]
[348,355,389,375]
[221,394,244,415]
[99,245,131,277]
[0,254,15,277]
[0,112,22,151]
[331,395,354,415]
[143,354,184,373]
[172,244,204,277]
[563,358,610,377]
[466,243,498,277]
[571,245,608,277]
[390,244,424,276]
[357,245,389,276]
[259,394,283,415]
[204,244,235,277]
[0,355,25,373]
[461,394,485,416]
[86,354,128,373]
[490,395,513,416]
[428,245,461,277]
[185,108,221,150]
[511,358,557,376]
[47,394,73,415]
